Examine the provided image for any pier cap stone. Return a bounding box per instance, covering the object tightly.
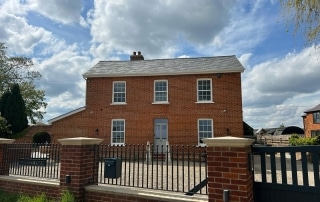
[0,138,15,144]
[203,136,255,147]
[58,137,103,145]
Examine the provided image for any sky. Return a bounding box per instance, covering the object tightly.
[0,0,319,130]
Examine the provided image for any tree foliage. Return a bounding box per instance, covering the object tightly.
[0,42,46,123]
[0,116,11,137]
[20,81,47,123]
[289,134,320,145]
[280,0,320,44]
[0,84,28,134]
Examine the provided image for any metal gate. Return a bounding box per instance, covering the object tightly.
[252,145,320,202]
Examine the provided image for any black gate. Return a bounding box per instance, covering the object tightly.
[252,145,320,202]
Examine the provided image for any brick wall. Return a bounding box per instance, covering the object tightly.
[0,137,256,202]
[15,125,52,143]
[24,72,243,145]
[303,113,320,137]
[204,137,254,202]
[0,177,60,200]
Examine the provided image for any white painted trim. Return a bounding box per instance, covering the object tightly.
[196,78,213,102]
[154,80,168,103]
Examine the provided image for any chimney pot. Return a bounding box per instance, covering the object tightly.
[130,51,144,61]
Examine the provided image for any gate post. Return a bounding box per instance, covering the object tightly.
[58,137,103,202]
[204,136,255,202]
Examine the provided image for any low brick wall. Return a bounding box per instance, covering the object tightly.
[0,137,255,202]
[0,176,207,202]
[85,185,207,202]
[0,176,60,200]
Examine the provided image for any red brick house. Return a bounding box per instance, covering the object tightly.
[303,104,320,137]
[22,52,245,146]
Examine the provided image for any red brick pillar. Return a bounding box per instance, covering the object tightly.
[203,137,255,202]
[58,137,103,202]
[0,138,15,175]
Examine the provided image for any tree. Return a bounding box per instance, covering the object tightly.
[0,84,28,134]
[20,82,47,123]
[0,42,46,123]
[280,0,320,44]
[0,116,11,137]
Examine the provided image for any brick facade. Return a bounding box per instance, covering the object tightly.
[33,72,244,145]
[23,56,244,146]
[303,113,320,137]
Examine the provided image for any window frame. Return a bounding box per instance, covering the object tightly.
[153,80,169,104]
[111,119,125,146]
[112,81,126,104]
[313,112,320,124]
[311,130,320,137]
[198,119,213,146]
[196,78,213,103]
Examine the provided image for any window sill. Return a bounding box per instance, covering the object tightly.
[110,103,127,105]
[152,102,170,105]
[111,143,125,146]
[195,101,215,104]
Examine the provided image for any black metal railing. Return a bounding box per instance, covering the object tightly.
[3,143,60,179]
[97,144,208,195]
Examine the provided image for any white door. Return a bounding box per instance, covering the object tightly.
[154,119,168,153]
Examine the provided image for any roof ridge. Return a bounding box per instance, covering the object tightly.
[98,55,236,63]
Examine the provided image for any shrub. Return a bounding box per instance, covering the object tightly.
[33,132,51,144]
[0,189,19,202]
[17,193,49,202]
[289,134,320,146]
[61,190,75,202]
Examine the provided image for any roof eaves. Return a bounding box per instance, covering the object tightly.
[83,68,244,78]
[304,104,320,113]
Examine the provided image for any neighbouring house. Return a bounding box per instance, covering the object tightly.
[303,104,320,137]
[255,125,304,136]
[21,52,245,146]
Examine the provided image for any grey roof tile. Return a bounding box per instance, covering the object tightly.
[304,104,320,113]
[83,55,245,78]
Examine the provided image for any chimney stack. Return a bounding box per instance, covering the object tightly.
[130,51,144,61]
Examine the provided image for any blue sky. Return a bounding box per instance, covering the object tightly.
[0,0,319,129]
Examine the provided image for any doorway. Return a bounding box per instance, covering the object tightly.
[154,119,168,153]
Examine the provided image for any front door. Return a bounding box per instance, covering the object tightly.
[154,119,168,153]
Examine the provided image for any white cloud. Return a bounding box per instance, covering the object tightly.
[0,13,55,55]
[27,0,82,24]
[242,45,320,128]
[198,0,278,56]
[33,45,93,121]
[89,0,236,58]
[0,0,28,16]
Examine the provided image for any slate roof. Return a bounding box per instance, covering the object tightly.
[83,55,244,78]
[304,104,320,113]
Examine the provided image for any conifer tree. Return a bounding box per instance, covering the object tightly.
[0,84,28,134]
